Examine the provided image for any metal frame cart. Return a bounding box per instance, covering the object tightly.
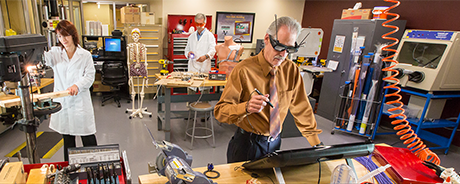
[372,86,460,154]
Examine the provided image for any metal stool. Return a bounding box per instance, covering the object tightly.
[185,102,215,149]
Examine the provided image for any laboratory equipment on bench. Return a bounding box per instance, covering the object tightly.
[386,29,460,123]
[391,29,460,92]
[0,35,63,163]
[144,124,215,184]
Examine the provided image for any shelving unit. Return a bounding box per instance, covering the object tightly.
[372,87,460,154]
[124,25,163,94]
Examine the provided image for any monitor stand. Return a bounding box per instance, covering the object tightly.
[273,167,286,184]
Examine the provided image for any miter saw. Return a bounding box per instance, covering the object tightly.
[144,124,215,184]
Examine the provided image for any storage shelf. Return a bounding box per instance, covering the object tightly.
[373,86,460,154]
[382,111,458,128]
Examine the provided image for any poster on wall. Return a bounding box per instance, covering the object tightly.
[215,12,255,43]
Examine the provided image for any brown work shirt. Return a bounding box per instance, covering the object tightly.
[214,49,322,146]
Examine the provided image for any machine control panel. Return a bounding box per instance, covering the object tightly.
[406,30,454,41]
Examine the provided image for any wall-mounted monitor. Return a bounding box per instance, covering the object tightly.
[104,38,121,52]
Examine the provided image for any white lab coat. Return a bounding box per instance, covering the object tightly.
[44,45,96,136]
[184,28,216,73]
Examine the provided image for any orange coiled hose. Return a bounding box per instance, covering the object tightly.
[381,0,440,165]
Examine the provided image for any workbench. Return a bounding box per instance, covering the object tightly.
[138,158,384,183]
[154,75,226,141]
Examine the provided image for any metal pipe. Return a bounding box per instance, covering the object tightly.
[113,2,116,32]
[43,5,49,21]
[80,0,85,36]
[49,0,59,17]
[18,75,34,123]
[0,3,5,36]
[18,73,40,163]
[22,0,32,34]
[59,4,66,20]
[33,0,41,34]
[25,131,39,163]
[69,0,74,23]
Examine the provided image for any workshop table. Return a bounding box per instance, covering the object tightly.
[154,76,226,141]
[138,157,391,183]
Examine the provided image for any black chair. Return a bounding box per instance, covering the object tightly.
[101,60,129,107]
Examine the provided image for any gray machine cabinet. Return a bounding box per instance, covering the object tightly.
[317,19,406,121]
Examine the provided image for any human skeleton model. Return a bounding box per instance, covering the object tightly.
[126,28,152,119]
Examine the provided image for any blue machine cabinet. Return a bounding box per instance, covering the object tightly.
[372,87,460,154]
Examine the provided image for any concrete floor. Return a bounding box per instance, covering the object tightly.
[1,95,460,182]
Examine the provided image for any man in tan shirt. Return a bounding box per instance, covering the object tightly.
[214,16,323,163]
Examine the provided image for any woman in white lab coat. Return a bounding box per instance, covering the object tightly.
[44,20,97,161]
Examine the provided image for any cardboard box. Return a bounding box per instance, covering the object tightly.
[121,6,140,24]
[92,81,112,92]
[93,73,112,92]
[0,162,26,184]
[341,9,372,19]
[133,13,140,24]
[141,12,155,24]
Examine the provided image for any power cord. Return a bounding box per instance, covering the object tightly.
[317,158,322,184]
[203,163,220,179]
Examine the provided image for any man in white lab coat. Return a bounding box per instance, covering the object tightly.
[184,13,216,75]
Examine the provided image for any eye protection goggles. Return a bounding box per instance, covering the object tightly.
[268,35,299,53]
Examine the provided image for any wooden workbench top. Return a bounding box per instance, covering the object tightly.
[138,158,381,183]
[153,74,226,87]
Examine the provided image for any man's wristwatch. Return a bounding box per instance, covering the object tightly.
[205,54,210,59]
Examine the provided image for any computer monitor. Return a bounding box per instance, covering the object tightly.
[242,142,374,170]
[104,38,121,52]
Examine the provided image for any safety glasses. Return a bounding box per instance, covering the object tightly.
[196,22,205,27]
[268,35,299,53]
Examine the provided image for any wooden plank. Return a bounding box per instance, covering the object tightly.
[0,90,70,108]
[32,78,54,92]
